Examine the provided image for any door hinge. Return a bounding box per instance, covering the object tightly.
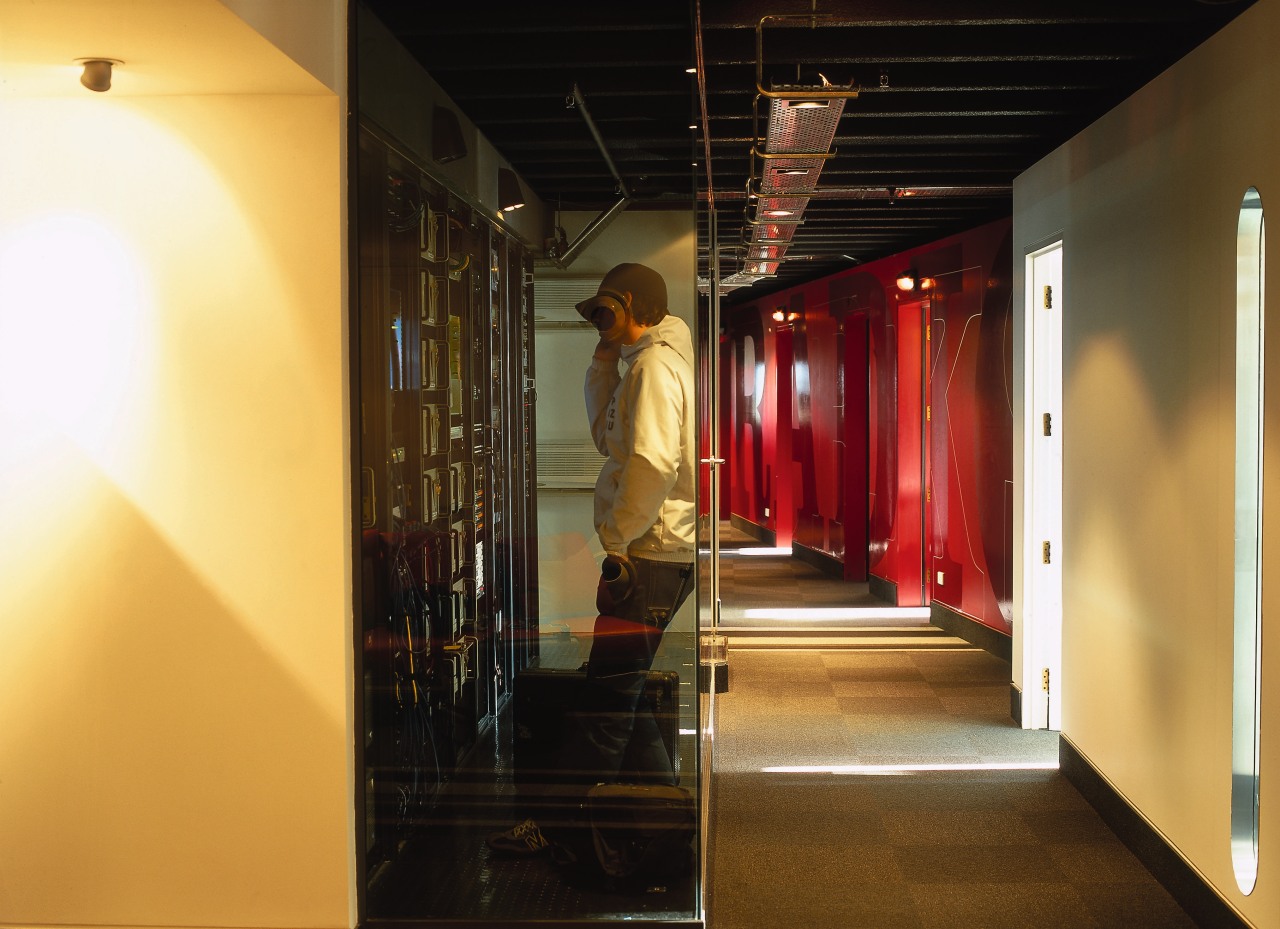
[1042,540,1052,564]
[1043,412,1052,436]
[926,324,931,341]
[1043,284,1053,309]
[926,404,931,422]
[1041,667,1051,693]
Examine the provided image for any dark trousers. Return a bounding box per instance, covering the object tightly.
[560,558,694,786]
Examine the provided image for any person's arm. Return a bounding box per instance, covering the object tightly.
[596,356,684,553]
[584,338,621,455]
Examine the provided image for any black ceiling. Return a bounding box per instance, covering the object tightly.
[361,0,1254,301]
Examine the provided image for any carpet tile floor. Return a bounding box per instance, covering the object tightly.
[708,541,1197,929]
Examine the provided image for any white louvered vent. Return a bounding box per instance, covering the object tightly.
[536,442,601,489]
[533,277,601,324]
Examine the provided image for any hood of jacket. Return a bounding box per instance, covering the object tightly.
[621,313,694,367]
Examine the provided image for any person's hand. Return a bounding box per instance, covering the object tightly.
[593,336,621,363]
[600,552,636,603]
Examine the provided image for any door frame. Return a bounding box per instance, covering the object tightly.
[1017,240,1064,730]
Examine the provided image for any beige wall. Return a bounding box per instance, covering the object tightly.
[1014,0,1279,923]
[0,4,352,929]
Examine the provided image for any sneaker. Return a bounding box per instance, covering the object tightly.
[486,818,551,856]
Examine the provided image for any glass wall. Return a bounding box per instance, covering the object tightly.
[353,12,704,925]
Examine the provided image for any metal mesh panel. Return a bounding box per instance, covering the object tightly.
[761,157,826,196]
[757,196,810,215]
[718,82,853,289]
[765,95,848,155]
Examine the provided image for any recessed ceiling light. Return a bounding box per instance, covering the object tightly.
[75,57,122,92]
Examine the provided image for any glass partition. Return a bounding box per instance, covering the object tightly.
[1232,187,1264,896]
[353,15,704,924]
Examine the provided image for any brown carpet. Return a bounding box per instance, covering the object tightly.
[707,543,1197,929]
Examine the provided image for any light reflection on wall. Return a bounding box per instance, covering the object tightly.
[0,89,350,926]
[0,213,151,461]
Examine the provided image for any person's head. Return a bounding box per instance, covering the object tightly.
[575,263,669,343]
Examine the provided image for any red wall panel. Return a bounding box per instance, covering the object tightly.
[842,318,869,581]
[895,299,926,607]
[721,217,1013,634]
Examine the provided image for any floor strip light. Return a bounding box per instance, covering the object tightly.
[763,762,1060,775]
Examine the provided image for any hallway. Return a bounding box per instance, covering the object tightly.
[707,546,1196,929]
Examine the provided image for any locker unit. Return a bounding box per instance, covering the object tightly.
[356,125,539,882]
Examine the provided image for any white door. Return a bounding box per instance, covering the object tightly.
[1025,243,1063,730]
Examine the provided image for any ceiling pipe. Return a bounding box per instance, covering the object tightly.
[544,84,632,268]
[569,83,630,201]
[545,197,631,269]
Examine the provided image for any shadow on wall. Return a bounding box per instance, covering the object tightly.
[0,453,348,927]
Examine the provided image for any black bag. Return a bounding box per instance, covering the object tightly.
[550,783,696,886]
[512,666,680,785]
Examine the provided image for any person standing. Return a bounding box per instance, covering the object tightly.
[573,261,697,783]
[488,262,696,856]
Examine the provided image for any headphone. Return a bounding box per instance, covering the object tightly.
[575,288,629,332]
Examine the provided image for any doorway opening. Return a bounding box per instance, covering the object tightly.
[1022,243,1063,731]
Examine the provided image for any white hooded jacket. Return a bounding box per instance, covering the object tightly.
[585,313,696,560]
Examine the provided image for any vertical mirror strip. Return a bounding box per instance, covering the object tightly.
[1233,187,1264,896]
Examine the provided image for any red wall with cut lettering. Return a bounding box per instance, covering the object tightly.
[721,218,1013,633]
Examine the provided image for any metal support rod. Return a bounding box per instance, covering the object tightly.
[708,207,722,636]
[570,83,630,200]
[538,84,635,268]
[547,196,630,269]
[755,14,861,100]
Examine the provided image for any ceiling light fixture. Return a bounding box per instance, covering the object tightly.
[497,167,525,212]
[432,105,467,164]
[76,58,121,93]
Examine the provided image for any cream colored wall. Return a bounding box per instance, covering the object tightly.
[0,6,351,929]
[218,0,346,93]
[1014,0,1279,923]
